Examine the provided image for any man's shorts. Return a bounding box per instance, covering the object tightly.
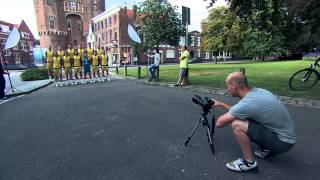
[53,68,61,76]
[247,120,294,154]
[74,66,82,74]
[180,68,188,77]
[65,67,71,74]
[92,65,99,72]
[102,65,108,72]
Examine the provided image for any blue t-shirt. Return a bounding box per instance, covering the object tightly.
[229,88,296,144]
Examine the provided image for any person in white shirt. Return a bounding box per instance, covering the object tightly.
[145,48,161,82]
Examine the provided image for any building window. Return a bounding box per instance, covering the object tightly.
[197,49,200,57]
[49,16,55,29]
[4,50,11,56]
[109,17,112,26]
[77,20,82,32]
[47,0,53,6]
[15,54,21,64]
[113,15,117,24]
[109,30,112,41]
[114,31,117,40]
[64,1,69,11]
[205,51,210,59]
[102,32,104,41]
[21,32,30,39]
[197,37,201,46]
[101,21,104,28]
[105,20,108,27]
[29,42,33,51]
[166,50,175,58]
[67,19,71,31]
[190,36,195,46]
[105,32,108,42]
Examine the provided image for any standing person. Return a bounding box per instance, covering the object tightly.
[62,51,72,83]
[91,50,100,81]
[175,45,190,87]
[0,61,9,99]
[78,44,85,60]
[57,46,64,59]
[100,50,110,81]
[82,52,91,83]
[145,48,161,82]
[45,45,53,79]
[67,44,75,58]
[73,51,82,81]
[212,71,296,172]
[97,46,103,57]
[52,52,62,87]
[87,46,93,62]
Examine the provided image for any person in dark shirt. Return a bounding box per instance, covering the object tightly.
[0,61,9,99]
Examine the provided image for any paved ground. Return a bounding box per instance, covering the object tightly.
[3,71,51,96]
[0,79,319,180]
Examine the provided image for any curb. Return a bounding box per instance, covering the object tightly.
[119,75,320,109]
[5,81,53,98]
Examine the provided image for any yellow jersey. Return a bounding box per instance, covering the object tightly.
[67,48,74,57]
[53,57,61,69]
[92,55,99,66]
[78,48,85,58]
[97,48,103,56]
[63,56,71,68]
[46,50,53,63]
[73,55,81,67]
[57,50,64,58]
[101,54,108,66]
[87,48,93,58]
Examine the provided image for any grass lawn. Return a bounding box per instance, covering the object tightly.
[114,60,320,100]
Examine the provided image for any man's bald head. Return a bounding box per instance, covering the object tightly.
[226,71,249,88]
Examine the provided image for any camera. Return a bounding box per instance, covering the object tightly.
[192,95,214,113]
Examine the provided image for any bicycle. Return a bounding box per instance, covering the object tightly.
[289,58,320,90]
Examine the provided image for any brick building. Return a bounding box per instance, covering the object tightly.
[0,20,36,69]
[92,5,134,65]
[33,0,105,50]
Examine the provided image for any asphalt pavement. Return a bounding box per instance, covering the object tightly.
[0,79,319,180]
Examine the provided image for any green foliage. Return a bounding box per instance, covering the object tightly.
[21,68,48,81]
[136,0,185,50]
[201,7,243,62]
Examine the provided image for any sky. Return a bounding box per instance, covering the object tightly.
[0,0,226,40]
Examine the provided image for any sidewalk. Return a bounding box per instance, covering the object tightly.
[4,70,52,97]
[116,74,320,109]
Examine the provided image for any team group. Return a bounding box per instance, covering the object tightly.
[46,44,110,86]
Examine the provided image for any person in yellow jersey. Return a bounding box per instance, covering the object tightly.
[100,49,110,81]
[67,44,75,58]
[57,46,64,59]
[97,46,103,57]
[175,45,190,87]
[78,44,85,60]
[45,45,53,79]
[73,50,82,81]
[91,50,100,81]
[52,51,62,87]
[87,46,93,62]
[62,51,72,83]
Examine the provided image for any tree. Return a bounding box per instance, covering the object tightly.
[201,7,243,63]
[136,0,185,50]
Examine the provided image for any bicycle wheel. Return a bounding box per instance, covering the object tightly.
[289,68,319,90]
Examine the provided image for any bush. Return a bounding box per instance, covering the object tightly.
[21,68,49,81]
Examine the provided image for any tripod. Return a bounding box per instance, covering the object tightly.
[184,109,216,154]
[1,48,22,94]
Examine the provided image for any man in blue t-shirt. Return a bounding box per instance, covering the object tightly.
[213,71,296,172]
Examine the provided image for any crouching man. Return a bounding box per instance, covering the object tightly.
[213,71,296,172]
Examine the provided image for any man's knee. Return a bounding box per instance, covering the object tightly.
[231,120,249,133]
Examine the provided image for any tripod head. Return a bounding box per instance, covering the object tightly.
[192,95,215,114]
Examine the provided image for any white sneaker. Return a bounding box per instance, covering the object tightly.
[226,158,257,172]
[55,83,59,87]
[107,77,111,81]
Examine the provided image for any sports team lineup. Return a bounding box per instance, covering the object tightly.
[45,44,111,87]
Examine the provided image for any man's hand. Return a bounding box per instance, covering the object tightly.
[211,98,231,110]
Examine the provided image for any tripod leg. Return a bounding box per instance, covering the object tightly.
[206,125,215,154]
[184,119,202,146]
